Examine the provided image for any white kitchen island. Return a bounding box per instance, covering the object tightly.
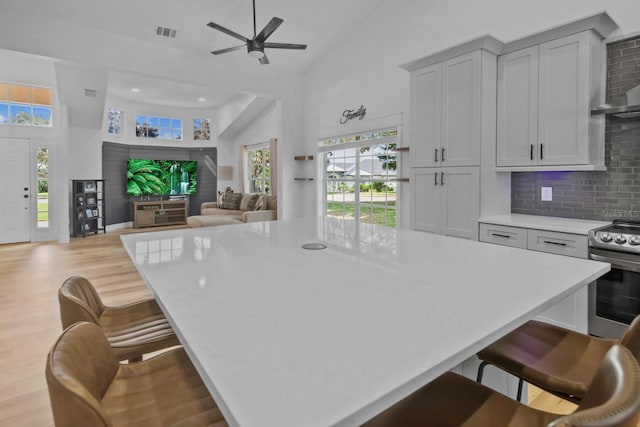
[121,217,609,427]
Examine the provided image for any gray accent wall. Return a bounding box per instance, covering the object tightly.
[102,142,217,225]
[511,36,640,221]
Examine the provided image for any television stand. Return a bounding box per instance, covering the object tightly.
[133,200,187,228]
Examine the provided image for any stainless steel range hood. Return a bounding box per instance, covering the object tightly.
[591,85,640,118]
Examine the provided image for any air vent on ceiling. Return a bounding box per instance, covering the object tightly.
[83,88,97,98]
[156,26,177,38]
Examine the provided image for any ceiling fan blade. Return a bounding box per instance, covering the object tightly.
[207,22,249,43]
[211,45,246,55]
[259,53,270,65]
[255,17,283,43]
[264,42,307,50]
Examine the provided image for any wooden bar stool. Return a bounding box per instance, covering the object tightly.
[362,345,640,427]
[58,275,180,362]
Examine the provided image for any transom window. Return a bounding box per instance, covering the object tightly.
[107,109,122,135]
[135,115,182,140]
[0,82,53,127]
[193,118,211,140]
[319,128,399,228]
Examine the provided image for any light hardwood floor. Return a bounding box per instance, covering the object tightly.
[0,228,580,426]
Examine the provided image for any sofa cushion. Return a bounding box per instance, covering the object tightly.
[267,194,277,211]
[254,195,266,211]
[239,193,259,211]
[220,192,242,210]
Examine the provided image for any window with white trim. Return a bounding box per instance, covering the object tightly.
[193,118,211,140]
[37,147,49,229]
[246,144,270,194]
[135,115,182,140]
[319,128,399,228]
[0,82,53,127]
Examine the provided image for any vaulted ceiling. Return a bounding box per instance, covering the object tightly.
[0,0,385,108]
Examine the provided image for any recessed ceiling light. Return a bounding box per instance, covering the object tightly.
[131,88,141,93]
[198,97,206,102]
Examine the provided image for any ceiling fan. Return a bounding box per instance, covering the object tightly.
[207,0,307,64]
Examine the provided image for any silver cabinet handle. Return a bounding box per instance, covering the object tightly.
[491,233,511,238]
[543,240,566,246]
[440,171,444,186]
[435,148,439,162]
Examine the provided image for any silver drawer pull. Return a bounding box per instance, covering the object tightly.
[491,233,511,239]
[543,240,566,246]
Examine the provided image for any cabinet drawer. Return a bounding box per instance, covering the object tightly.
[479,223,527,249]
[527,229,587,258]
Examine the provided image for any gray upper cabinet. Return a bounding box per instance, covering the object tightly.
[410,50,482,168]
[496,30,607,171]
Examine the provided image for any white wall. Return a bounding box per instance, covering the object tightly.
[301,1,640,222]
[220,100,278,192]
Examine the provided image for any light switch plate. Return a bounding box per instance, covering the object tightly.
[541,187,553,201]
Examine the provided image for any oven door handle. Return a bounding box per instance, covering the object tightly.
[589,253,640,273]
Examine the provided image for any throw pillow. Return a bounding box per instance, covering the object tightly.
[254,195,266,211]
[239,194,259,211]
[220,192,242,210]
[217,191,225,208]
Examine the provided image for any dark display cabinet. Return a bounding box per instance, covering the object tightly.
[70,179,106,237]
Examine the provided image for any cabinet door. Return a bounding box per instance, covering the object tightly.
[441,50,481,166]
[410,168,440,233]
[440,167,479,240]
[411,64,441,167]
[538,32,590,165]
[496,46,539,167]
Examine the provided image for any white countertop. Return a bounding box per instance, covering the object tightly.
[121,217,609,427]
[479,213,609,235]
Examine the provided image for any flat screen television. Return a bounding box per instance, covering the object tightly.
[127,159,198,196]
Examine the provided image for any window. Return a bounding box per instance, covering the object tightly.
[320,128,399,228]
[193,118,211,140]
[135,115,182,140]
[0,82,53,127]
[107,109,122,135]
[37,147,49,228]
[247,145,270,194]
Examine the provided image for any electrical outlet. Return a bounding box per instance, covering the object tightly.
[541,187,553,201]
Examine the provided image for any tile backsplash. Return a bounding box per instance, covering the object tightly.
[511,35,640,221]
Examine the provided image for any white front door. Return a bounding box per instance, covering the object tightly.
[0,138,31,244]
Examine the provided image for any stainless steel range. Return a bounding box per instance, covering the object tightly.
[588,220,640,338]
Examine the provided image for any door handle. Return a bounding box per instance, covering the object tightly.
[23,187,28,191]
[530,144,534,160]
[441,148,445,162]
[434,148,439,162]
[23,194,29,199]
[440,171,444,186]
[434,171,438,186]
[540,143,544,160]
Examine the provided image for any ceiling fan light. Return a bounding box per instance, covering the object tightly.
[247,49,265,59]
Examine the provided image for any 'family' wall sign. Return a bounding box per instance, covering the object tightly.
[340,105,366,124]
